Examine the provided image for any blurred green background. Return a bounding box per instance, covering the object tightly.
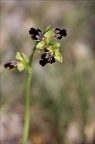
[0,0,95,144]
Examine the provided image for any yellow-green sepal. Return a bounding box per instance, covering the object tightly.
[54,49,63,62]
[44,28,55,38]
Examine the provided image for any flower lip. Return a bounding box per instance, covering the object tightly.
[4,61,18,71]
[54,28,67,39]
[39,59,48,67]
[29,27,44,41]
[39,52,56,67]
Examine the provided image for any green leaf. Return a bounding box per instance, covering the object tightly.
[44,28,55,38]
[54,49,63,62]
[36,41,44,50]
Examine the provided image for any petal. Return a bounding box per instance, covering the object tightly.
[61,29,67,36]
[31,35,38,40]
[36,35,42,41]
[29,28,37,35]
[4,61,17,71]
[54,28,60,34]
[39,59,47,67]
[57,35,62,39]
[41,53,46,59]
[37,28,42,33]
[50,57,56,64]
[4,62,11,68]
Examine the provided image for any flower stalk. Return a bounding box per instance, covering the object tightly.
[29,42,37,66]
[22,71,31,144]
[22,43,37,144]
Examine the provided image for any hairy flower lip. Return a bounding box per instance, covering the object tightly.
[54,28,67,39]
[4,61,18,71]
[29,27,44,41]
[39,52,56,67]
[39,59,48,67]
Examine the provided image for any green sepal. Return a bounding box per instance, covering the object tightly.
[54,49,63,62]
[44,25,51,33]
[36,41,44,50]
[45,37,51,44]
[16,52,29,72]
[44,28,55,38]
[46,42,60,52]
[16,52,23,61]
[51,41,60,48]
[46,45,53,52]
[17,61,24,71]
[16,52,29,63]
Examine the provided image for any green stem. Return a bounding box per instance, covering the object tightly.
[29,42,37,66]
[22,72,31,144]
[22,43,37,144]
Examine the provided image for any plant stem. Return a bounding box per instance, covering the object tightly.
[22,43,37,144]
[22,72,31,144]
[29,42,37,66]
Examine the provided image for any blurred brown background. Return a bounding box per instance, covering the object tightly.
[0,0,95,144]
